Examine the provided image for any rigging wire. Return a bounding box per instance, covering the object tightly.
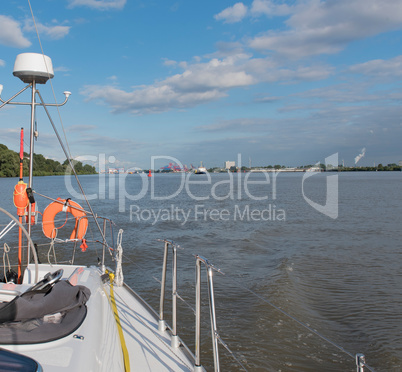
[27,0,73,159]
[26,0,108,255]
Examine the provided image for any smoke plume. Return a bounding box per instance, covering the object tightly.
[354,148,366,164]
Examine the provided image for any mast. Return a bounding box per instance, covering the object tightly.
[0,53,70,269]
[29,79,36,189]
[1,53,108,271]
[26,79,36,247]
[17,128,25,282]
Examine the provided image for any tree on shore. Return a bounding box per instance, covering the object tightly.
[0,143,97,177]
[0,144,19,177]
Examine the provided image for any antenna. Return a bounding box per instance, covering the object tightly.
[13,53,54,84]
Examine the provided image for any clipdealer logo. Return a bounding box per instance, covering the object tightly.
[302,153,338,219]
[129,203,285,225]
[64,153,338,221]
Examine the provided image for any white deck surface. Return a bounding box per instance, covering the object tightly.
[113,284,194,371]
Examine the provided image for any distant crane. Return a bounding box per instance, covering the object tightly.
[160,162,187,172]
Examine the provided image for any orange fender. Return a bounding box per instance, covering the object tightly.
[13,182,28,216]
[42,198,88,240]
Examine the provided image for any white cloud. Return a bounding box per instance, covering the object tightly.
[23,20,70,40]
[54,66,70,72]
[349,55,402,78]
[246,0,402,58]
[82,55,256,114]
[244,57,333,83]
[254,95,280,103]
[163,58,177,67]
[164,56,255,91]
[68,0,126,10]
[250,0,292,17]
[0,15,31,48]
[0,60,5,67]
[214,2,248,23]
[197,118,271,132]
[82,83,226,115]
[214,0,293,24]
[81,52,334,115]
[214,41,245,57]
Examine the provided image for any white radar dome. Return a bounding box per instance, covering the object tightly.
[13,53,54,84]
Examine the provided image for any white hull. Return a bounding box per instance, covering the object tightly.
[194,167,207,174]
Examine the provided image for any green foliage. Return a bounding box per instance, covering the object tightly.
[0,145,19,177]
[0,143,97,177]
[63,159,97,175]
[335,164,401,172]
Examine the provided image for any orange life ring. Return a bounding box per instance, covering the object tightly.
[42,198,88,240]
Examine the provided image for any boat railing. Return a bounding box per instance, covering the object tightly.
[157,239,223,372]
[194,254,221,372]
[158,239,179,348]
[356,353,366,372]
[156,239,373,372]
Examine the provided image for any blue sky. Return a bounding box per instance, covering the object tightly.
[1,0,402,170]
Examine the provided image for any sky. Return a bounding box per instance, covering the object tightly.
[0,0,402,170]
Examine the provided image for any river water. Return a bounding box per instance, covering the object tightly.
[0,171,401,371]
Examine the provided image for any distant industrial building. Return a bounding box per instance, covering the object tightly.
[108,167,125,174]
[224,161,235,169]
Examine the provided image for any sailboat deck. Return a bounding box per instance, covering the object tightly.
[113,284,194,371]
[0,265,196,371]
